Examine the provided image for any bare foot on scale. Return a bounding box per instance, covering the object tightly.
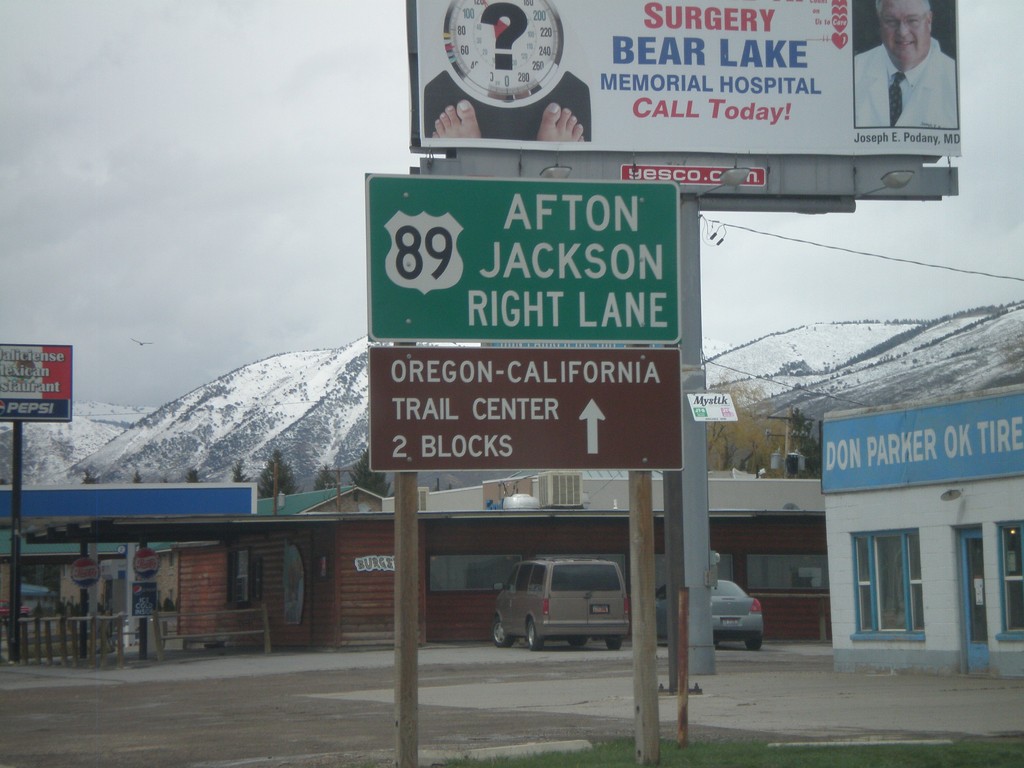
[433,100,585,142]
[433,100,482,139]
[536,103,585,141]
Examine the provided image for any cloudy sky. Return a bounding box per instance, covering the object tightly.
[2,1,1021,407]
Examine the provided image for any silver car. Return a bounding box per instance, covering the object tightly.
[492,559,630,651]
[656,579,764,650]
[711,579,764,650]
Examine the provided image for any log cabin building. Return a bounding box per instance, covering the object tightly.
[17,473,829,648]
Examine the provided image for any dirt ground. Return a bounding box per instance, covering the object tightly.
[0,646,777,767]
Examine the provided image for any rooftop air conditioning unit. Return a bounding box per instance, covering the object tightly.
[538,471,583,508]
[502,493,541,511]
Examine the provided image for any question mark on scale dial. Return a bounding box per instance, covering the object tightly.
[481,3,528,71]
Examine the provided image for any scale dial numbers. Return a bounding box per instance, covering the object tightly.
[443,0,564,103]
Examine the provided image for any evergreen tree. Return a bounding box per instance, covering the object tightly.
[257,449,299,498]
[231,459,249,483]
[81,468,99,484]
[313,464,339,491]
[132,469,143,483]
[349,448,390,497]
[185,468,201,483]
[789,408,822,478]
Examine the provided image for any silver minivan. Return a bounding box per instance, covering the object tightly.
[492,559,630,650]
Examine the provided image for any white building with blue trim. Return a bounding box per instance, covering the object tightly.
[823,385,1024,678]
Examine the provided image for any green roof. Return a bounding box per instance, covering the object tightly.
[255,487,355,516]
[0,531,174,557]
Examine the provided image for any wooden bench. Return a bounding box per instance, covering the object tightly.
[150,606,271,661]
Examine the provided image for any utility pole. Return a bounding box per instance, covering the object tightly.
[6,422,24,662]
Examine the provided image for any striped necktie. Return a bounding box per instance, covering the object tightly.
[889,72,906,127]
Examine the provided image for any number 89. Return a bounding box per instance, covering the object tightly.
[394,224,454,281]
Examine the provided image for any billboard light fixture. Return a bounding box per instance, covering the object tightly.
[881,170,915,189]
[698,167,752,196]
[861,169,917,196]
[718,167,751,187]
[540,164,572,179]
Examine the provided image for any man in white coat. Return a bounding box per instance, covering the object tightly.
[854,0,958,128]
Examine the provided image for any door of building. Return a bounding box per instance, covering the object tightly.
[959,528,989,673]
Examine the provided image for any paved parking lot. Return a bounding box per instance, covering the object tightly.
[1,642,1022,767]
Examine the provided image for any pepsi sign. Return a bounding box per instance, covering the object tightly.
[70,557,100,588]
[0,344,73,422]
[133,547,160,580]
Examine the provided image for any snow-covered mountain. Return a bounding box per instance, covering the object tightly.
[707,303,1024,418]
[0,401,152,485]
[69,340,370,486]
[3,303,1022,487]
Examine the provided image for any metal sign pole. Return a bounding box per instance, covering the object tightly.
[680,195,715,676]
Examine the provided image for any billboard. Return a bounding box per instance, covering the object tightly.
[0,344,73,422]
[413,0,960,156]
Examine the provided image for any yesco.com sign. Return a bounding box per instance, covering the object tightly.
[822,389,1024,493]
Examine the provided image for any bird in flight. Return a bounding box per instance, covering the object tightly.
[130,338,154,346]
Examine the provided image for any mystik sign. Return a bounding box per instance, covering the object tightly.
[366,175,680,344]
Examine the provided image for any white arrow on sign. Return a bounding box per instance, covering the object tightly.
[579,399,606,454]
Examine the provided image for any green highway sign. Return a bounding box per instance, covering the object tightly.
[366,175,680,343]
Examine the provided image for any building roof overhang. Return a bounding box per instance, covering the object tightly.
[15,506,823,549]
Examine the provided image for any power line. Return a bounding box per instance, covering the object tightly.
[704,357,871,410]
[717,221,1024,284]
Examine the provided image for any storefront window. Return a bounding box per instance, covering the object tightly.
[429,554,521,591]
[908,532,924,631]
[1002,525,1023,631]
[228,549,250,605]
[876,536,905,630]
[852,531,923,634]
[747,554,829,590]
[856,537,872,633]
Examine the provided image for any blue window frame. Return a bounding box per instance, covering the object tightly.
[852,530,923,637]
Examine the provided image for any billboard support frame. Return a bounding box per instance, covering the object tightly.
[398,0,962,750]
[418,149,957,206]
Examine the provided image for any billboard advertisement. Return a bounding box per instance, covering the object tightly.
[0,344,73,422]
[414,0,960,156]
